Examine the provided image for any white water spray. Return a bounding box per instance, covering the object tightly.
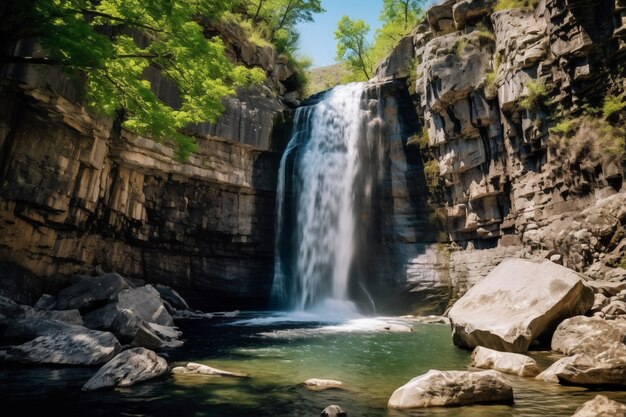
[272,83,366,313]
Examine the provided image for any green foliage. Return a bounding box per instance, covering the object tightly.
[519,79,551,110]
[4,0,268,160]
[485,71,497,88]
[336,0,425,81]
[423,159,440,188]
[407,126,429,149]
[549,119,577,136]
[474,22,495,42]
[335,16,372,80]
[618,255,626,270]
[494,0,539,11]
[602,94,626,118]
[454,39,467,56]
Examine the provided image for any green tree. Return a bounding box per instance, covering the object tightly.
[0,0,266,160]
[381,0,425,32]
[335,16,372,80]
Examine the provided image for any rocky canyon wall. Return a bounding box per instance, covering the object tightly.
[0,22,300,309]
[374,0,626,313]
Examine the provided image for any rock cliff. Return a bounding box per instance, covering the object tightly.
[374,0,626,312]
[0,21,300,309]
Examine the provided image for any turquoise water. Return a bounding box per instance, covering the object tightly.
[1,313,625,416]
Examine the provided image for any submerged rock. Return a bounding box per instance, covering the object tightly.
[471,346,540,377]
[387,369,514,408]
[2,319,120,365]
[448,258,594,352]
[171,362,247,377]
[82,348,168,391]
[321,405,347,417]
[571,395,626,417]
[304,378,344,389]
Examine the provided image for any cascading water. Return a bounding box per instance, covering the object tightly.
[272,83,366,313]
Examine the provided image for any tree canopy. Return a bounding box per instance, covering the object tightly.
[335,0,425,82]
[0,0,321,160]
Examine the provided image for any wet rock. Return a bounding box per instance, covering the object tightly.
[539,342,626,386]
[387,370,514,408]
[1,319,120,365]
[571,395,626,417]
[471,346,540,377]
[321,405,347,417]
[82,347,168,391]
[117,285,173,327]
[0,296,82,325]
[304,378,344,389]
[155,284,189,311]
[55,273,130,311]
[551,316,626,356]
[171,362,247,377]
[448,259,594,352]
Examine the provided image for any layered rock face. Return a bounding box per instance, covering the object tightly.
[0,22,300,309]
[374,0,626,310]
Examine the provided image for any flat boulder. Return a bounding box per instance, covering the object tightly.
[2,319,120,365]
[471,346,540,377]
[448,259,594,352]
[305,378,344,390]
[387,370,514,409]
[571,395,626,417]
[171,362,247,377]
[82,348,168,391]
[552,316,626,355]
[55,273,129,311]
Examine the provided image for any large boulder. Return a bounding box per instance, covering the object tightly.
[571,395,626,417]
[0,296,82,325]
[321,405,347,417]
[82,347,168,391]
[387,370,514,408]
[155,284,189,311]
[117,285,173,326]
[538,342,626,386]
[1,319,120,365]
[471,346,540,377]
[551,316,626,355]
[55,273,130,311]
[448,259,594,352]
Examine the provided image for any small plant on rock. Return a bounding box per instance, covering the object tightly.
[494,0,539,11]
[519,79,551,110]
[602,94,626,119]
[423,159,441,188]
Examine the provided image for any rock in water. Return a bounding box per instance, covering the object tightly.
[321,405,347,417]
[551,315,626,355]
[571,395,626,417]
[171,362,247,377]
[55,273,130,311]
[82,348,168,391]
[155,284,189,311]
[538,342,626,386]
[448,258,594,352]
[2,319,120,365]
[471,346,540,377]
[387,370,514,408]
[117,285,173,326]
[304,378,344,389]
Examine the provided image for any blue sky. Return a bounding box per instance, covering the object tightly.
[295,0,383,68]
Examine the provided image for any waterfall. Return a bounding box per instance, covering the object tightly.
[271,83,366,313]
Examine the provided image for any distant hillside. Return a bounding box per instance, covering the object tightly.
[306,63,351,96]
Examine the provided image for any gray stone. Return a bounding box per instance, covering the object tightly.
[571,395,626,417]
[321,405,347,417]
[55,273,130,311]
[117,285,173,327]
[33,294,56,310]
[453,0,494,30]
[551,316,626,356]
[388,370,514,408]
[2,319,120,365]
[0,296,82,325]
[155,284,189,311]
[471,346,540,376]
[448,259,594,352]
[82,347,168,391]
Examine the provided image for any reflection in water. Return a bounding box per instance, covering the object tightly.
[0,314,624,417]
